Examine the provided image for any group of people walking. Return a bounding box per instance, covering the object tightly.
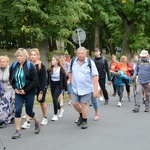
[0,48,68,139]
[0,46,149,139]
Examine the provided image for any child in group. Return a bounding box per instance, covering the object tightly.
[47,55,67,121]
[112,70,132,107]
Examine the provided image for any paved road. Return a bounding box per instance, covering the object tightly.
[0,85,150,150]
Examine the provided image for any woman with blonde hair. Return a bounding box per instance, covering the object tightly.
[9,48,40,139]
[21,48,48,129]
[115,55,133,101]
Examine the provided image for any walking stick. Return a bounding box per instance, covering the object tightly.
[0,135,6,150]
[132,77,136,103]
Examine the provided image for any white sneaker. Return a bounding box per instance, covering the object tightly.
[99,96,104,101]
[60,102,64,107]
[51,115,58,121]
[21,121,31,129]
[68,101,72,105]
[22,115,26,119]
[41,118,48,125]
[117,102,122,107]
[58,109,64,118]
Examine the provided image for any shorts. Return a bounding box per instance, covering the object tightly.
[61,90,65,95]
[72,91,92,104]
[37,88,47,103]
[67,83,72,95]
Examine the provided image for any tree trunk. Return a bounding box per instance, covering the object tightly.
[66,43,74,57]
[122,17,136,58]
[94,21,100,49]
[38,39,50,68]
[88,23,94,56]
[19,31,26,48]
[3,26,11,50]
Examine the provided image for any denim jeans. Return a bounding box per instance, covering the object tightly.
[15,93,35,118]
[91,94,99,109]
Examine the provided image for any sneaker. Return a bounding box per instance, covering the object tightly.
[142,98,146,104]
[117,102,121,107]
[144,108,149,112]
[77,116,82,126]
[21,121,30,129]
[128,97,131,101]
[58,109,64,118]
[68,101,72,105]
[93,115,99,121]
[0,121,6,128]
[60,103,63,107]
[12,131,21,139]
[22,115,26,119]
[35,122,41,134]
[81,122,88,129]
[99,96,104,101]
[41,118,48,126]
[132,108,139,113]
[51,115,58,121]
[75,116,79,123]
[104,99,109,105]
[10,118,15,124]
[112,93,117,97]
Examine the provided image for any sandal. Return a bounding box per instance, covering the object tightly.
[94,115,99,121]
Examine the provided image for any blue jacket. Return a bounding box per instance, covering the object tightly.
[112,71,132,86]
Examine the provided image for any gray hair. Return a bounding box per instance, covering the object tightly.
[0,55,9,62]
[15,48,29,59]
[77,47,87,53]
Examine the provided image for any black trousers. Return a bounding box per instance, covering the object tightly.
[99,78,109,100]
[51,81,61,115]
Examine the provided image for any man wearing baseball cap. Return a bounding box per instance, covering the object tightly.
[133,50,150,112]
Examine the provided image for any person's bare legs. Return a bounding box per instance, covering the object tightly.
[40,102,47,118]
[81,103,88,118]
[99,89,104,101]
[68,94,72,105]
[59,93,64,106]
[14,117,21,131]
[72,102,82,113]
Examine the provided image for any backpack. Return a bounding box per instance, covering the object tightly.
[70,57,92,72]
[11,60,31,71]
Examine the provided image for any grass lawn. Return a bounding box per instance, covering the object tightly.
[0,49,16,65]
[34,89,70,106]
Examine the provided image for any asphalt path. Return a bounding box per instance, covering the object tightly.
[0,85,150,150]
